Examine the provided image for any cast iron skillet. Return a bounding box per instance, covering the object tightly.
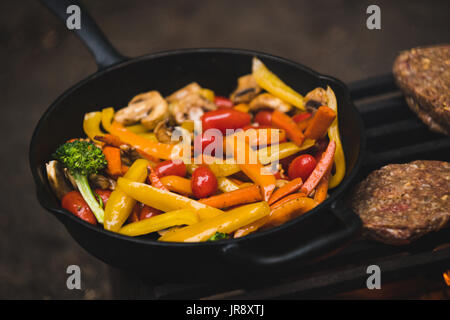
[30,0,365,283]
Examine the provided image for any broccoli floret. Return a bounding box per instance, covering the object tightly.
[53,140,107,223]
[208,232,230,241]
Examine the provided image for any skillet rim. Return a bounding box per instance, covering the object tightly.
[29,47,366,248]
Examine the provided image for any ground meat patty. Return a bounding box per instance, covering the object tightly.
[350,160,450,245]
[393,44,450,135]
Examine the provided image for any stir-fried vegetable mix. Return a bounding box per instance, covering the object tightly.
[46,58,345,242]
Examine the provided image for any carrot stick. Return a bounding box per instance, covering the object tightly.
[199,185,262,209]
[228,178,244,185]
[314,166,331,203]
[269,192,306,210]
[160,175,193,196]
[268,177,303,205]
[300,140,336,196]
[304,106,336,140]
[265,196,317,228]
[103,146,122,176]
[271,110,305,146]
[95,134,123,147]
[148,165,168,191]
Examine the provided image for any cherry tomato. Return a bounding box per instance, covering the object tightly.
[292,112,312,123]
[61,191,97,225]
[288,154,317,181]
[201,109,251,134]
[214,96,234,108]
[94,189,112,208]
[191,166,218,199]
[139,205,162,220]
[254,110,273,126]
[154,159,186,178]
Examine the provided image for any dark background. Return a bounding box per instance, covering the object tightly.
[1,0,448,299]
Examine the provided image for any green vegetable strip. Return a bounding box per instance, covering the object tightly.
[73,172,104,224]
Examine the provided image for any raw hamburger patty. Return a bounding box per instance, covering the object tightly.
[351,160,450,245]
[393,44,450,135]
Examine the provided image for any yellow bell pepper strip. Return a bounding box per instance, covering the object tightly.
[160,175,193,196]
[125,123,150,134]
[101,107,114,132]
[158,202,270,242]
[83,112,104,141]
[217,177,240,193]
[118,209,199,237]
[225,133,276,202]
[109,121,181,160]
[258,140,315,167]
[117,178,225,220]
[326,86,346,188]
[136,132,158,141]
[252,57,305,110]
[104,159,149,231]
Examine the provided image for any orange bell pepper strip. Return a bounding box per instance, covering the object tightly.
[304,106,336,140]
[109,121,180,160]
[198,185,262,209]
[225,133,276,202]
[267,177,303,205]
[160,175,193,196]
[271,110,305,146]
[102,146,122,176]
[243,128,286,147]
[300,140,336,196]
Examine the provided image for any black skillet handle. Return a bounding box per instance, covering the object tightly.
[39,0,126,70]
[222,200,362,267]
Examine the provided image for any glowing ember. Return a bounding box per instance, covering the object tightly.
[443,270,450,286]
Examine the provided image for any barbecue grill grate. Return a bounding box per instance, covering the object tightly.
[110,74,450,299]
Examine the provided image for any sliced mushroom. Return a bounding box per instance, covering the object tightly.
[304,87,328,109]
[114,91,168,130]
[119,144,143,166]
[249,93,291,113]
[230,74,262,104]
[46,160,73,199]
[89,173,116,190]
[167,83,216,124]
